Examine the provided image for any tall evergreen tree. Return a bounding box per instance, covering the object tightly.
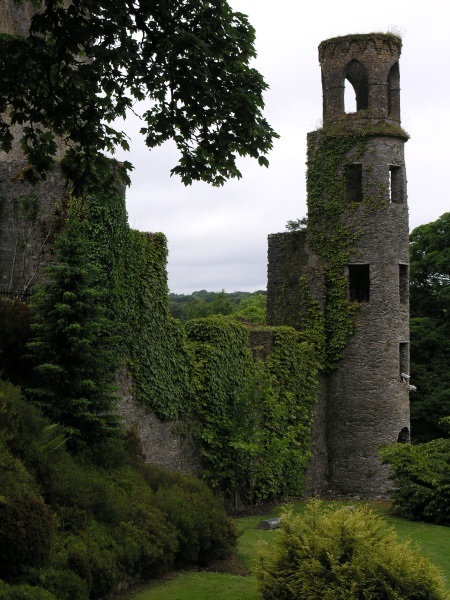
[27,214,122,445]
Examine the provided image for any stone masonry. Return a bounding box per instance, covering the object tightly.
[267,33,410,497]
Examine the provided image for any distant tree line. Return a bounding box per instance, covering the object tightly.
[168,289,267,324]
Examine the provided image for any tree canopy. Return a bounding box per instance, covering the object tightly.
[409,212,450,441]
[0,0,278,196]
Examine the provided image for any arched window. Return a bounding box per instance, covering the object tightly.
[397,427,410,443]
[388,62,400,118]
[344,60,369,113]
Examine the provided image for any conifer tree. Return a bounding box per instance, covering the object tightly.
[27,213,122,445]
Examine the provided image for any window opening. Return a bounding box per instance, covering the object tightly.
[399,342,409,381]
[344,60,369,113]
[346,164,363,203]
[397,427,410,443]
[348,264,370,302]
[344,81,357,113]
[388,62,400,119]
[389,165,403,203]
[399,264,409,304]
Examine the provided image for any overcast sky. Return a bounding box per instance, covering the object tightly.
[117,0,450,294]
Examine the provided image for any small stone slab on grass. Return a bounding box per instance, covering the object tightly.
[258,517,281,530]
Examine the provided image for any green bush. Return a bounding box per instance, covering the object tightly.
[0,494,56,579]
[116,502,178,578]
[137,463,237,565]
[256,501,449,600]
[380,438,450,524]
[153,483,238,565]
[0,380,238,594]
[0,380,67,477]
[0,441,37,499]
[37,567,88,600]
[0,581,56,600]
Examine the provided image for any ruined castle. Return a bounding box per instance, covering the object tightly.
[267,33,410,496]
[0,1,410,498]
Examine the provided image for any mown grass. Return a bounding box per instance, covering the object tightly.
[123,500,450,600]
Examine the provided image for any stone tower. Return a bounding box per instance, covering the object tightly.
[0,0,68,296]
[267,33,410,497]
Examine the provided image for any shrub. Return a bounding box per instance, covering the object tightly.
[75,522,122,599]
[0,581,56,600]
[115,502,178,578]
[0,441,37,498]
[153,483,238,565]
[37,567,88,600]
[380,438,450,524]
[256,501,450,600]
[0,494,56,579]
[141,463,238,564]
[0,380,67,475]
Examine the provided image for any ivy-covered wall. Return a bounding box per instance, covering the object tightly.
[78,191,192,421]
[1,164,320,502]
[13,186,315,501]
[186,317,319,502]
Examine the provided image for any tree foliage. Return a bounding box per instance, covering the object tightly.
[0,0,278,195]
[26,212,123,445]
[257,501,450,600]
[409,213,450,440]
[381,438,450,525]
[169,289,266,323]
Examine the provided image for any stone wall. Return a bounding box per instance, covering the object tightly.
[116,365,202,475]
[0,161,67,293]
[267,229,324,330]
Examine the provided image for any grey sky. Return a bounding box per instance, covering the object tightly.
[117,0,450,294]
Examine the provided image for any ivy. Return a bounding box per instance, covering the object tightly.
[306,131,366,369]
[24,177,321,497]
[78,188,191,421]
[186,317,319,502]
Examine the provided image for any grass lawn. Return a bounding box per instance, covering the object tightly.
[122,500,450,600]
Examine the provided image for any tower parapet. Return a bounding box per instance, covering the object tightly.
[320,33,402,128]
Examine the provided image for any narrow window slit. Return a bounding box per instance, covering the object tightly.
[348,264,370,302]
[389,165,403,203]
[346,164,363,203]
[399,264,408,304]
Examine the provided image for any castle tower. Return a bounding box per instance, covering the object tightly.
[319,34,410,496]
[267,33,410,497]
[0,0,68,295]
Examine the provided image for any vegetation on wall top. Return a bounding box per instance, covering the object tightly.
[319,32,402,53]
